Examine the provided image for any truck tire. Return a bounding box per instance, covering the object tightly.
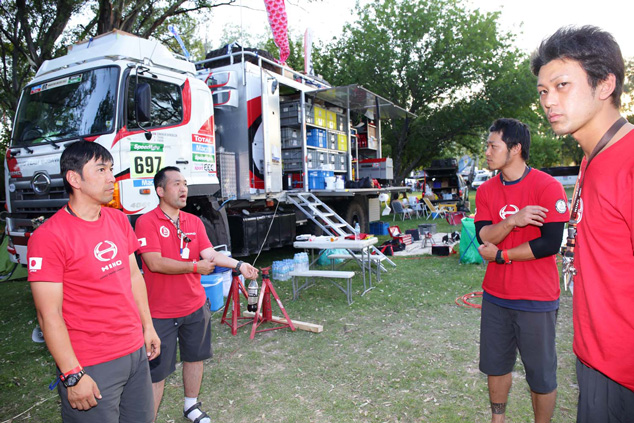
[341,199,368,233]
[184,197,231,248]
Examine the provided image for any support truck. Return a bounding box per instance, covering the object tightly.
[4,30,412,262]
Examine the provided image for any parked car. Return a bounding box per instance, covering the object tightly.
[471,172,491,190]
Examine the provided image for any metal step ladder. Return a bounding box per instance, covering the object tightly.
[286,192,396,269]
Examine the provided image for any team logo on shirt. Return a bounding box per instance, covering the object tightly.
[555,199,567,214]
[29,257,42,271]
[160,226,170,238]
[499,204,519,220]
[94,241,118,262]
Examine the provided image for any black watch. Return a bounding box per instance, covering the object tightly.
[495,250,505,265]
[61,368,85,388]
[235,260,244,273]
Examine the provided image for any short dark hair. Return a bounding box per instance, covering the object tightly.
[60,141,114,194]
[154,166,181,190]
[489,118,531,161]
[530,25,624,108]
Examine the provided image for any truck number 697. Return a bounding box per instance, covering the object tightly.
[134,156,162,175]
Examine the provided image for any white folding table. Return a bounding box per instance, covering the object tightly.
[293,236,379,296]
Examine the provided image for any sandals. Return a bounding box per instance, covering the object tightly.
[183,402,210,423]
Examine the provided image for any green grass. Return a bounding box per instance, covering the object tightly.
[0,196,577,422]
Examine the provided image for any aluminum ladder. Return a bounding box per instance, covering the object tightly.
[285,192,396,269]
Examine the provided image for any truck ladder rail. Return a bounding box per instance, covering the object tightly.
[285,193,395,269]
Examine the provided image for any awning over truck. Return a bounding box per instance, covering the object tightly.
[310,84,416,120]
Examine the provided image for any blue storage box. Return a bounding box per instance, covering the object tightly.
[308,170,325,189]
[307,128,327,148]
[369,221,390,235]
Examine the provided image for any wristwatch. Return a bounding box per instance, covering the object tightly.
[60,368,85,388]
[235,260,244,273]
[495,250,505,265]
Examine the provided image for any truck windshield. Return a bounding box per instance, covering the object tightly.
[12,66,119,146]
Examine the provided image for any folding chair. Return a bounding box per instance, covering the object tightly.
[423,198,453,220]
[391,200,413,221]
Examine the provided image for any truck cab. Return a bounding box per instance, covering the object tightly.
[5,30,218,264]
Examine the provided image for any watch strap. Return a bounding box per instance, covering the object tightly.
[495,250,504,265]
[235,260,244,273]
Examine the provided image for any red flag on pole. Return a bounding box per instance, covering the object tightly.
[263,0,290,64]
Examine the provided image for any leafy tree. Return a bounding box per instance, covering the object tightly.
[313,0,538,182]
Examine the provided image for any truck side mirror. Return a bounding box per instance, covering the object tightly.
[134,82,152,123]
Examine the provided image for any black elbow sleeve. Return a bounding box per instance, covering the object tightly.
[528,222,566,259]
[474,220,491,245]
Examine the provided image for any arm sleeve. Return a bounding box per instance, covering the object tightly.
[528,222,566,258]
[475,220,492,245]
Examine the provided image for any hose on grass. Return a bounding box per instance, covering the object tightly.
[455,291,483,309]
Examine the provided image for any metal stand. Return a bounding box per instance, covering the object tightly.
[220,271,251,336]
[250,268,296,339]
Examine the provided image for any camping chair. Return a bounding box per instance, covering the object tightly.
[391,200,413,221]
[422,197,452,220]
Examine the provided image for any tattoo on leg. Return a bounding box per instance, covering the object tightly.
[491,402,507,415]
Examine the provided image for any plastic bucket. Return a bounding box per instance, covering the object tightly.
[201,274,224,311]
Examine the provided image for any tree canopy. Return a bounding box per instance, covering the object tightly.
[313,0,541,180]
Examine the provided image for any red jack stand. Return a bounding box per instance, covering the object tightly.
[221,271,251,336]
[250,267,296,339]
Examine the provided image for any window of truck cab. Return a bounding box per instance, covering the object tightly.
[12,66,120,146]
[126,75,183,130]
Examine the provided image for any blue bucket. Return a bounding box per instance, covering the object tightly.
[201,274,224,311]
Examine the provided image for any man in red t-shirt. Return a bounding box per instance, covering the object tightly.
[532,26,634,422]
[135,166,258,423]
[475,118,568,423]
[28,141,160,423]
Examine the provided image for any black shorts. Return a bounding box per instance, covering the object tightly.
[576,358,634,422]
[479,298,558,394]
[149,302,213,383]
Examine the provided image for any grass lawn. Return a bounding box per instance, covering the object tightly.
[0,193,578,422]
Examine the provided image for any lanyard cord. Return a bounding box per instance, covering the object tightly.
[499,165,530,186]
[564,117,627,264]
[568,117,627,225]
[161,209,191,243]
[66,203,100,219]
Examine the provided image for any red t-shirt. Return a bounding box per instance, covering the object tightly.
[27,207,143,367]
[475,169,569,301]
[573,130,634,391]
[135,207,212,319]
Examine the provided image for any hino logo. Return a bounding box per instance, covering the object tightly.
[102,260,123,272]
[31,172,51,195]
[499,205,519,220]
[94,241,118,262]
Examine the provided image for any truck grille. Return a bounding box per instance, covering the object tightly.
[9,174,68,216]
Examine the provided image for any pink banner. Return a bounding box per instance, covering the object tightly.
[263,0,290,64]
